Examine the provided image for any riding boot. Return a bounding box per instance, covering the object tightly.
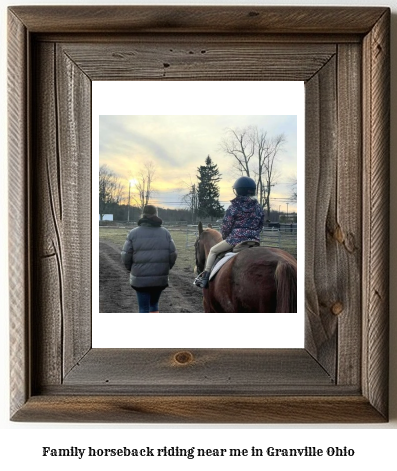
[200,271,210,289]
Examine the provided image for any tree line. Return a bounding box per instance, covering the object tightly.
[100,201,194,224]
[99,125,296,223]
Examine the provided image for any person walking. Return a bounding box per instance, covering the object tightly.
[195,176,264,288]
[121,205,177,312]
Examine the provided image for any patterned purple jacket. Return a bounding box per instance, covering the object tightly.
[221,196,265,245]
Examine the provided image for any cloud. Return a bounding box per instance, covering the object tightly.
[99,115,298,211]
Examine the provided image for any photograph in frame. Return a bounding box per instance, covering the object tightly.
[92,81,304,349]
[8,6,389,423]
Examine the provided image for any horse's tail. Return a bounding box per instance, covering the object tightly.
[274,260,297,313]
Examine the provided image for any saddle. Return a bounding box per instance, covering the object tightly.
[214,240,260,262]
[209,240,260,280]
[232,240,260,253]
[193,240,260,287]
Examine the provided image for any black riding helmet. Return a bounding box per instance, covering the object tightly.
[233,176,257,196]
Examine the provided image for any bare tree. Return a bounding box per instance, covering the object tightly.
[181,178,200,224]
[220,127,255,177]
[221,126,285,219]
[99,164,124,220]
[254,131,285,217]
[289,176,297,203]
[130,161,157,215]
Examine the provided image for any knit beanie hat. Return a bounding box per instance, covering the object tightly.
[142,205,157,217]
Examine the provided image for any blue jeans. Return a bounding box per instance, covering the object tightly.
[135,288,164,313]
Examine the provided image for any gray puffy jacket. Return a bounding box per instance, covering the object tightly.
[121,220,177,289]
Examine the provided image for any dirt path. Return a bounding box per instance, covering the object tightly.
[99,240,204,313]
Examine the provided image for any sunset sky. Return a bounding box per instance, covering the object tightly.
[99,114,298,212]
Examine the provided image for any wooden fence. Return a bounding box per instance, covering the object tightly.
[186,224,297,258]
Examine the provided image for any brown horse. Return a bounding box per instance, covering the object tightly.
[194,222,297,313]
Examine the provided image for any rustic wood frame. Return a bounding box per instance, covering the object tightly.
[8,6,390,423]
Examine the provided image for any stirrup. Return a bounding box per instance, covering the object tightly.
[193,272,204,287]
[193,271,209,288]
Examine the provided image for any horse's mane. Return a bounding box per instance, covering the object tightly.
[202,227,222,244]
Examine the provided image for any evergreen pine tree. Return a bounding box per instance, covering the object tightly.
[197,155,225,221]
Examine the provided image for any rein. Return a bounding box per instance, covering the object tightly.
[194,228,222,273]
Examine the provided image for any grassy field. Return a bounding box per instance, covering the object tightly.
[99,226,196,272]
[99,225,298,272]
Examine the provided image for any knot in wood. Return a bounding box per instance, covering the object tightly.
[331,302,344,316]
[174,351,194,365]
[333,225,344,244]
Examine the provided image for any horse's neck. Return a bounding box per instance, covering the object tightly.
[203,231,222,256]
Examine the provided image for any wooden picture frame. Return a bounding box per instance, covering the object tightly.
[8,6,390,423]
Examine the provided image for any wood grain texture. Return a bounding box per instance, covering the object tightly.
[32,42,63,388]
[8,6,390,423]
[11,396,385,424]
[60,42,335,82]
[335,44,362,386]
[304,57,338,377]
[8,10,30,418]
[56,45,92,376]
[9,6,387,34]
[31,42,92,387]
[362,9,390,419]
[62,348,333,391]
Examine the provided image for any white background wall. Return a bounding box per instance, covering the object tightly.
[1,0,396,469]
